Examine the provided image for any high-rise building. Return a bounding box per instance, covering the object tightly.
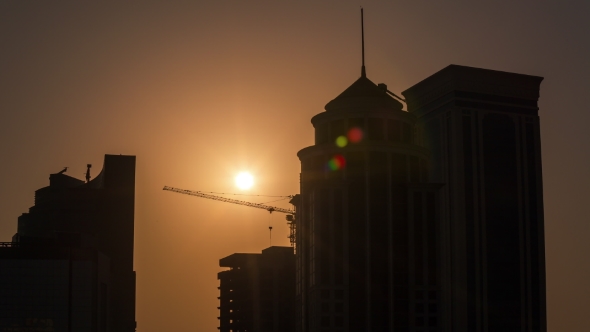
[296,67,440,332]
[295,65,545,332]
[403,65,546,332]
[218,246,295,332]
[0,154,137,332]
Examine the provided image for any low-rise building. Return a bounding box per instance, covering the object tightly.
[218,246,295,332]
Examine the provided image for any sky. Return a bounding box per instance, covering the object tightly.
[1,0,589,330]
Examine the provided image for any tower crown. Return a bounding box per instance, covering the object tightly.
[324,75,404,112]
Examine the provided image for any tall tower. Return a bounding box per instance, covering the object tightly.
[296,59,445,330]
[403,65,546,331]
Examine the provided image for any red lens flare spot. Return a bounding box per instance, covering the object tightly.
[327,154,346,171]
[347,127,363,143]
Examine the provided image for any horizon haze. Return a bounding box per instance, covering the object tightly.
[1,1,589,330]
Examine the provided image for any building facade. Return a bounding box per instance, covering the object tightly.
[295,65,545,332]
[0,244,110,332]
[403,65,546,332]
[296,68,442,332]
[1,154,137,332]
[218,246,295,332]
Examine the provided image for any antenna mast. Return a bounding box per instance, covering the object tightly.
[361,7,366,77]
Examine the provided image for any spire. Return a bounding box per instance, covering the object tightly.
[361,8,366,77]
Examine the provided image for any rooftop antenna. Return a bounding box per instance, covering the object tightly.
[85,164,92,183]
[361,7,366,77]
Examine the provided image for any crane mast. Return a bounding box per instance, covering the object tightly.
[163,186,298,249]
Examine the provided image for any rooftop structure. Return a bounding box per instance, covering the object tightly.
[218,246,295,332]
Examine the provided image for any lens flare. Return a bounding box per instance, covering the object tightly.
[336,136,348,147]
[347,127,363,143]
[235,172,254,190]
[327,155,346,171]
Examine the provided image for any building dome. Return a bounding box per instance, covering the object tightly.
[324,75,404,112]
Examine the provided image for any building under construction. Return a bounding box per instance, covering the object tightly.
[218,246,295,332]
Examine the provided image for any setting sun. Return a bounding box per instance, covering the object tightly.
[235,172,254,190]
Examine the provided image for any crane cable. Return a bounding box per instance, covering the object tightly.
[195,191,292,198]
[259,197,290,205]
[268,213,273,247]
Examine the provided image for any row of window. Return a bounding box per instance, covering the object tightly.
[319,289,344,300]
[415,303,438,314]
[320,301,344,313]
[315,118,415,145]
[320,314,344,327]
[416,290,437,300]
[315,314,438,329]
[415,315,438,327]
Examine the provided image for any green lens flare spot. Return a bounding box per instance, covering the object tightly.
[336,136,348,147]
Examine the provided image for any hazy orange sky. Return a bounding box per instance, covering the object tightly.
[1,1,589,330]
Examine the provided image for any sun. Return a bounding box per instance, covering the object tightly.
[235,172,254,190]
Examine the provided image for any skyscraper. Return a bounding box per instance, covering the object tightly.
[403,65,546,331]
[296,65,441,331]
[295,64,545,332]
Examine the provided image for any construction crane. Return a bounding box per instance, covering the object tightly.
[163,186,298,250]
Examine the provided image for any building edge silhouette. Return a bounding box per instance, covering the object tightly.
[218,246,295,332]
[403,65,546,331]
[0,154,137,332]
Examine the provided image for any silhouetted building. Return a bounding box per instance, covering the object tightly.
[0,154,137,332]
[295,65,545,332]
[218,246,295,332]
[403,65,546,332]
[0,243,110,332]
[296,67,439,332]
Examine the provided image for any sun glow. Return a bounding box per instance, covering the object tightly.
[235,172,254,190]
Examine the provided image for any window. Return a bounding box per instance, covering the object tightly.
[415,290,424,300]
[402,122,413,143]
[415,316,424,327]
[415,303,424,313]
[330,120,346,143]
[316,123,328,144]
[388,119,401,142]
[428,316,437,326]
[368,118,385,140]
[428,303,437,313]
[428,291,437,300]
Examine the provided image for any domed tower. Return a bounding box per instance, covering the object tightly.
[296,43,442,331]
[294,10,445,332]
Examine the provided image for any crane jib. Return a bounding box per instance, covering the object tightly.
[162,186,295,215]
[163,185,297,250]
